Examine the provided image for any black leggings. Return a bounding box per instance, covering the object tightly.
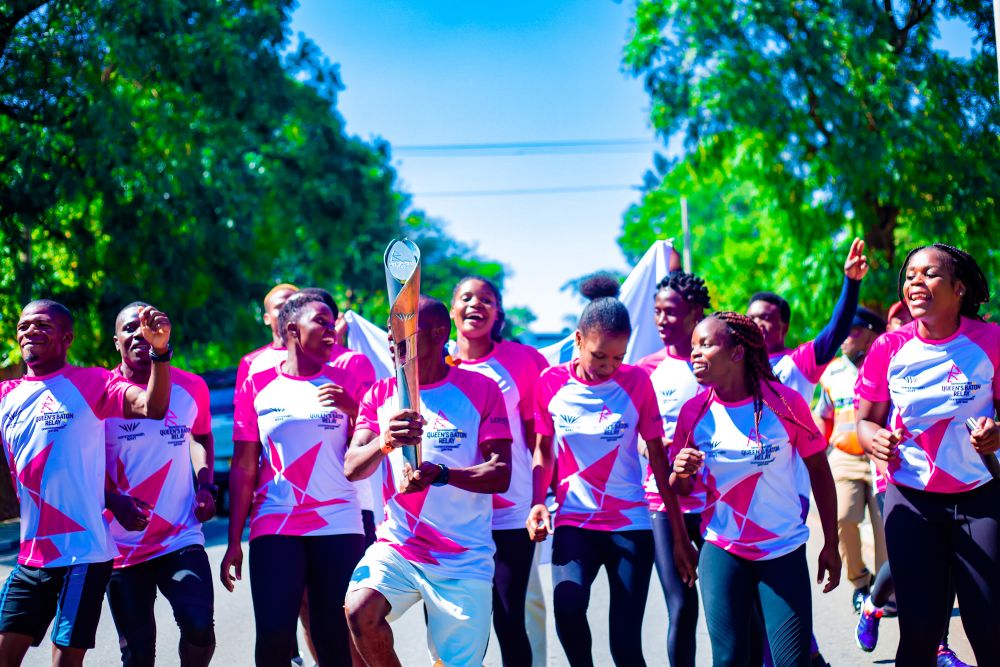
[551,526,654,667]
[884,481,1000,666]
[699,542,812,667]
[106,545,215,667]
[492,529,535,666]
[651,511,703,667]
[249,533,365,667]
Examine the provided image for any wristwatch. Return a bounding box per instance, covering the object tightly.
[149,345,173,363]
[431,463,450,487]
[197,482,219,501]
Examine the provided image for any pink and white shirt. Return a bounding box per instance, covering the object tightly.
[856,318,1000,493]
[233,364,363,540]
[0,366,128,567]
[636,349,706,513]
[357,368,512,581]
[770,341,825,402]
[451,341,548,530]
[671,382,826,560]
[535,363,664,531]
[105,368,211,568]
[238,343,380,512]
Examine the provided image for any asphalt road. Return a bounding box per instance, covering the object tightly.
[0,511,975,666]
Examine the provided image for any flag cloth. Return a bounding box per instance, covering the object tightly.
[539,240,675,365]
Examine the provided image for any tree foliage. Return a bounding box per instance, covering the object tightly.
[623,0,999,326]
[0,1,504,371]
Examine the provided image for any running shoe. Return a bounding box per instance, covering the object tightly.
[936,644,971,667]
[855,597,882,652]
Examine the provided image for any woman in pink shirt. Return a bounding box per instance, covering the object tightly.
[671,312,840,666]
[449,276,548,666]
[528,275,696,666]
[222,292,366,666]
[857,244,1000,665]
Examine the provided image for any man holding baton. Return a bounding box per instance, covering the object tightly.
[344,296,512,667]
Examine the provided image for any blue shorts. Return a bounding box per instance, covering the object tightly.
[0,560,113,649]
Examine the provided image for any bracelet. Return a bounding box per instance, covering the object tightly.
[149,345,173,363]
[379,432,393,455]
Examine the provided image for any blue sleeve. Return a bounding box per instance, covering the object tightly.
[812,277,860,366]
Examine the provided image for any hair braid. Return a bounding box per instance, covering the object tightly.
[656,271,712,309]
[898,244,990,321]
[713,312,820,447]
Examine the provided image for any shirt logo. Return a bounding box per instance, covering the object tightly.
[117,421,146,441]
[598,404,613,423]
[600,415,629,442]
[310,410,346,430]
[940,363,981,403]
[558,414,580,432]
[426,411,467,451]
[742,429,779,466]
[34,393,73,432]
[157,409,190,444]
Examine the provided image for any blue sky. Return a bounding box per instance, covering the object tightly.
[290,1,979,332]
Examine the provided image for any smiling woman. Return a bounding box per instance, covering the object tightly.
[856,244,1000,665]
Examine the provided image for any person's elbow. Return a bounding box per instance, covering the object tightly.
[144,400,168,421]
[489,459,511,494]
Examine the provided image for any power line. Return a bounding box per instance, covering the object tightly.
[413,184,640,198]
[394,138,657,157]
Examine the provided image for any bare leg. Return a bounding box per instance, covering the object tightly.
[345,588,401,667]
[0,632,32,667]
[51,645,85,667]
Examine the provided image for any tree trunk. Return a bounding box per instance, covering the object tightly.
[863,195,899,270]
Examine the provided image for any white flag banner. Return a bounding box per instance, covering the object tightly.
[343,310,394,380]
[539,239,676,366]
[344,238,675,372]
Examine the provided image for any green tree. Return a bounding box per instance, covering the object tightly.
[0,1,504,371]
[624,0,999,302]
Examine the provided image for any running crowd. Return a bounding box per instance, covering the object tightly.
[0,239,997,667]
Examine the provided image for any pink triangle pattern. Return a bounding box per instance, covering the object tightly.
[128,461,172,507]
[492,495,517,510]
[19,537,62,565]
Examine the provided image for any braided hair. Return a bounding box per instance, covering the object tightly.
[898,244,990,321]
[452,276,505,342]
[711,312,818,448]
[578,273,631,337]
[656,271,711,310]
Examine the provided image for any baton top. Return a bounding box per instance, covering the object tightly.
[385,239,421,283]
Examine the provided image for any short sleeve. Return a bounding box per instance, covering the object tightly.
[349,354,377,399]
[533,371,560,437]
[856,335,893,403]
[634,373,666,441]
[513,354,544,421]
[87,369,127,420]
[232,377,260,443]
[233,356,251,404]
[790,341,825,384]
[477,381,513,443]
[356,381,387,435]
[190,376,212,436]
[783,389,826,457]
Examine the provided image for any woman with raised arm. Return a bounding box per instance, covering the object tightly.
[671,312,840,667]
[856,244,1000,665]
[527,275,696,667]
[221,292,365,666]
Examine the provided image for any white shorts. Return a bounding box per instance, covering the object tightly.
[348,542,492,667]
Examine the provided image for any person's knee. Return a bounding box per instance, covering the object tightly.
[176,612,215,649]
[344,589,389,639]
[552,581,588,621]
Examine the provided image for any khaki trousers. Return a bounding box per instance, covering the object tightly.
[828,447,887,589]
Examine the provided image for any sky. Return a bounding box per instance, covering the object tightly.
[289,2,980,332]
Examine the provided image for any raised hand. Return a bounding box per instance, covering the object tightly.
[969,416,1000,455]
[138,306,172,353]
[844,237,869,281]
[318,383,359,417]
[870,428,902,462]
[672,447,705,478]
